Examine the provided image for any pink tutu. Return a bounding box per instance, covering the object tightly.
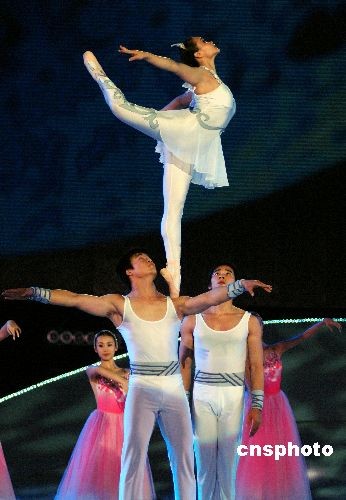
[0,442,15,500]
[236,351,311,500]
[55,376,155,500]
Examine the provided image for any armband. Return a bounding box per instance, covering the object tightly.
[28,287,51,304]
[251,390,264,410]
[227,280,246,299]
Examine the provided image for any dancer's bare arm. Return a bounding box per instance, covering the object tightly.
[0,320,21,341]
[174,280,272,317]
[87,366,129,393]
[179,315,195,392]
[161,92,193,111]
[273,318,342,356]
[2,287,124,320]
[246,315,264,436]
[119,45,206,86]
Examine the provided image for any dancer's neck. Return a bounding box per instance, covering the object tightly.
[128,280,161,299]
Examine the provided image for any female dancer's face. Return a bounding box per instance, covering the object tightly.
[95,335,117,361]
[192,37,220,57]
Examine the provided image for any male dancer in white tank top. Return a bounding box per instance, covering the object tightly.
[3,251,271,500]
[180,263,264,500]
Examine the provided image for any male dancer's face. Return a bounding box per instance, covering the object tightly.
[127,253,157,280]
[210,265,235,289]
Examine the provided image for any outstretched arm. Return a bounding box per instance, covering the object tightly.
[86,365,129,393]
[2,287,123,320]
[161,92,193,111]
[175,279,272,317]
[0,320,21,341]
[179,315,195,393]
[118,45,204,86]
[246,315,264,436]
[274,318,342,356]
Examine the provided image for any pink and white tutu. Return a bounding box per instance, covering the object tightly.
[0,442,15,500]
[236,351,311,500]
[55,376,155,500]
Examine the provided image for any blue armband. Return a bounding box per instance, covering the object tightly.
[227,280,246,299]
[28,286,51,304]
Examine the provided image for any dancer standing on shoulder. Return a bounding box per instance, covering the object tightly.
[179,264,264,500]
[3,249,271,500]
[83,37,236,297]
[55,329,155,499]
[236,318,342,500]
[0,319,21,500]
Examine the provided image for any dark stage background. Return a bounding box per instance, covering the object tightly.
[0,0,345,498]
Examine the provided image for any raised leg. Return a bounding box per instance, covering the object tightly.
[83,51,162,141]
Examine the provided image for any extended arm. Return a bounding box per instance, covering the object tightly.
[2,287,122,319]
[246,315,264,436]
[179,315,195,393]
[274,318,342,355]
[118,45,204,86]
[176,279,272,317]
[161,92,193,111]
[86,365,128,393]
[0,320,21,341]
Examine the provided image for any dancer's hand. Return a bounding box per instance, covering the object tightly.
[323,318,342,333]
[118,45,148,61]
[2,287,33,300]
[242,280,272,297]
[160,268,179,299]
[6,320,21,340]
[247,408,262,436]
[118,377,129,395]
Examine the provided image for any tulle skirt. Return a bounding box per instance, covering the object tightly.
[0,442,15,500]
[236,391,311,500]
[55,409,125,500]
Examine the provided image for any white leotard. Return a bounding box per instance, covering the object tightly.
[156,68,236,188]
[194,311,250,373]
[117,296,181,363]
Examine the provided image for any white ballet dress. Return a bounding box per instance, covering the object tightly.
[155,68,236,189]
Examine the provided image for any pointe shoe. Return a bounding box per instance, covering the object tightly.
[83,51,106,81]
[160,268,180,298]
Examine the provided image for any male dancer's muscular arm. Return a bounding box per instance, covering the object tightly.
[2,288,122,319]
[179,315,195,392]
[175,279,272,317]
[246,315,264,436]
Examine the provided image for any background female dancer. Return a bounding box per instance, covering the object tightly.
[55,330,155,499]
[0,319,21,500]
[0,319,21,341]
[236,317,342,500]
[83,37,236,296]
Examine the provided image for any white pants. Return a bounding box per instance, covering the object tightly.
[119,375,196,500]
[193,384,245,500]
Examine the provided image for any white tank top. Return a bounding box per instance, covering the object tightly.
[117,296,181,363]
[193,311,251,373]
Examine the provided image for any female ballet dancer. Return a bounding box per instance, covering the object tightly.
[83,37,236,297]
[236,318,342,500]
[55,330,155,500]
[0,319,21,500]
